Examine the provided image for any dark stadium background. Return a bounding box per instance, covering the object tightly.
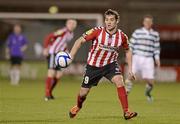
[0,0,179,65]
[0,1,180,124]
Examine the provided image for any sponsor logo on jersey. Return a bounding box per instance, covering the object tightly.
[98,44,119,52]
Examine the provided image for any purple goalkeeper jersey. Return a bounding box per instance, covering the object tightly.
[7,33,28,57]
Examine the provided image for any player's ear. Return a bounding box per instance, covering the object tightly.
[116,19,119,24]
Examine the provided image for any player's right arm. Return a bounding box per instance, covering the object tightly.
[129,30,137,51]
[121,32,136,80]
[70,37,86,59]
[70,27,100,60]
[43,33,54,57]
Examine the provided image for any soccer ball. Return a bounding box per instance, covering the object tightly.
[55,51,72,68]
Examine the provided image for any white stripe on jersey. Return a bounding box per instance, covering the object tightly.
[95,30,108,67]
[49,28,73,54]
[130,27,160,59]
[88,29,103,66]
[87,28,125,67]
[103,32,117,65]
[54,35,66,53]
[49,37,62,54]
[109,30,122,64]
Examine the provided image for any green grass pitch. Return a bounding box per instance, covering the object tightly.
[0,77,180,124]
[0,62,180,124]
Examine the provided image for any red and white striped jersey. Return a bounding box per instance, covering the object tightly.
[44,27,74,54]
[83,27,129,67]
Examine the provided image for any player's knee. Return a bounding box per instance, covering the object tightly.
[56,74,62,79]
[79,87,90,97]
[48,69,56,77]
[111,75,124,87]
[115,81,124,87]
[144,78,154,85]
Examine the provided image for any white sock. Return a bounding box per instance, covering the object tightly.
[14,69,20,85]
[125,79,133,93]
[10,69,16,85]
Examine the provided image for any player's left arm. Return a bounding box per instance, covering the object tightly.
[125,49,136,80]
[153,33,161,67]
[122,32,136,80]
[21,36,28,52]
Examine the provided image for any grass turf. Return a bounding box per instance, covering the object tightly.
[0,76,180,124]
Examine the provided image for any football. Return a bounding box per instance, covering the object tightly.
[55,51,72,68]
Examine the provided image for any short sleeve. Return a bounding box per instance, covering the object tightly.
[82,28,101,41]
[6,35,12,48]
[22,36,28,46]
[43,33,54,48]
[121,32,129,50]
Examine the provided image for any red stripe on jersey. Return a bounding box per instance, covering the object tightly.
[120,32,129,50]
[53,31,66,53]
[43,33,55,48]
[99,33,108,66]
[99,50,108,66]
[107,31,120,64]
[87,27,102,64]
[92,29,106,66]
[87,39,98,64]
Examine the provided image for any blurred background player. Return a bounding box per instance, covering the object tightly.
[125,15,160,102]
[68,9,137,120]
[43,19,77,101]
[5,24,28,85]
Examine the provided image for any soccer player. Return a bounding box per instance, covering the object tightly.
[43,19,77,101]
[125,15,160,101]
[5,24,28,85]
[68,9,137,120]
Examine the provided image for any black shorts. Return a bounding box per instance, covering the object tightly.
[10,56,23,65]
[47,54,61,70]
[81,62,121,88]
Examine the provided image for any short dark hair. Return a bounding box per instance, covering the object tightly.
[143,14,153,20]
[104,9,120,21]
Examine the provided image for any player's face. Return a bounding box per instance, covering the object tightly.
[105,15,118,31]
[143,18,153,30]
[66,20,77,32]
[14,25,22,35]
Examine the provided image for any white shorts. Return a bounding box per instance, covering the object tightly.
[132,55,155,79]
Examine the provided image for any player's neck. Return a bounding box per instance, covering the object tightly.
[106,27,117,35]
[144,27,152,31]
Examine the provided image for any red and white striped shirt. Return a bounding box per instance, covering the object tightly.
[44,27,74,54]
[83,27,129,67]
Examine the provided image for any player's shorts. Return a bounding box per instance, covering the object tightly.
[47,54,61,71]
[132,54,154,79]
[10,56,23,65]
[81,62,121,88]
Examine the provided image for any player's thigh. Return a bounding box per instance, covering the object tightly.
[10,56,22,67]
[81,65,103,88]
[104,62,123,87]
[142,58,154,79]
[104,62,121,80]
[47,54,56,69]
[132,55,141,74]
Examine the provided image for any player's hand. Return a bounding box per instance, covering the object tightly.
[155,59,161,68]
[43,49,48,57]
[128,71,136,80]
[5,53,10,60]
[68,53,73,64]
